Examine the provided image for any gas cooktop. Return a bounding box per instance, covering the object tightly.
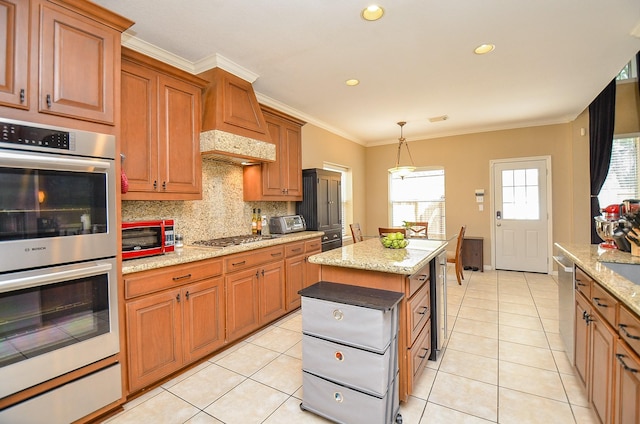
[192,234,277,248]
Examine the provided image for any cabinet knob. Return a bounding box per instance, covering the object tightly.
[162,181,167,190]
[185,291,190,300]
[176,293,181,302]
[46,94,52,108]
[20,89,25,103]
[153,180,158,190]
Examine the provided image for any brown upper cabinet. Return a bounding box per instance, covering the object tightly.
[120,48,207,200]
[0,0,133,127]
[243,106,305,201]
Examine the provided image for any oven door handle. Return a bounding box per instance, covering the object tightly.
[0,262,113,293]
[0,150,111,172]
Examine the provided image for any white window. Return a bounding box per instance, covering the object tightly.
[501,168,540,220]
[324,163,351,239]
[599,136,640,207]
[389,168,445,238]
[617,59,638,81]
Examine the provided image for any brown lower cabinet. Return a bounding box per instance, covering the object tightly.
[573,266,640,424]
[123,237,322,395]
[284,239,322,310]
[125,266,224,392]
[614,340,640,424]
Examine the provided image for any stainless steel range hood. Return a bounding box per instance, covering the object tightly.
[198,67,276,164]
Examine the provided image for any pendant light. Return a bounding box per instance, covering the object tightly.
[388,121,416,178]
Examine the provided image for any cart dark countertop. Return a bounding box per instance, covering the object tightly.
[299,281,404,311]
[555,242,640,316]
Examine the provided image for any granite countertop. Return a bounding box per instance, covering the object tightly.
[555,242,640,316]
[308,237,448,275]
[122,231,324,275]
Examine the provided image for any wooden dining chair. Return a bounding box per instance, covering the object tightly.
[350,223,364,243]
[405,221,428,238]
[378,227,407,237]
[447,225,466,284]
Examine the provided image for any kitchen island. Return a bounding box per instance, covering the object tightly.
[307,237,448,402]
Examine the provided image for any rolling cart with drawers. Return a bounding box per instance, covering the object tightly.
[299,281,404,424]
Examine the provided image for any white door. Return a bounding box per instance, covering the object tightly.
[492,157,551,273]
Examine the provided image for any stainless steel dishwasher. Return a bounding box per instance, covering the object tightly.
[553,253,575,364]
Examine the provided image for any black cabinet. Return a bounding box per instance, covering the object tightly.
[297,169,342,251]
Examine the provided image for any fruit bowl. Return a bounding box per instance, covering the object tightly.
[380,233,409,249]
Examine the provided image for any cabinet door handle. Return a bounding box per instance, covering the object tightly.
[576,279,587,287]
[592,297,608,308]
[185,291,190,300]
[418,274,428,282]
[172,273,191,281]
[418,306,429,315]
[176,293,181,303]
[162,181,167,190]
[418,347,430,359]
[261,269,265,276]
[619,324,640,340]
[153,180,158,190]
[46,94,52,108]
[232,260,246,267]
[616,354,639,373]
[583,311,594,324]
[20,89,25,103]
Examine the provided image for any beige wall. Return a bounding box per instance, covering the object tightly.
[299,80,639,265]
[366,124,574,259]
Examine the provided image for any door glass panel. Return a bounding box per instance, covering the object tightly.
[0,273,110,367]
[502,168,539,220]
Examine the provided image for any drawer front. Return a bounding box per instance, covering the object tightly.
[125,259,222,299]
[408,282,430,345]
[591,283,618,327]
[409,320,431,380]
[574,267,592,299]
[305,238,322,253]
[285,242,305,257]
[301,297,395,353]
[224,246,285,272]
[619,306,640,356]
[302,334,396,397]
[301,371,398,424]
[408,267,429,299]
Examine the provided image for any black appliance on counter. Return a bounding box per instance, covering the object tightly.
[296,168,343,251]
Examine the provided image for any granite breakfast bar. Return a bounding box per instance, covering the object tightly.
[307,237,448,402]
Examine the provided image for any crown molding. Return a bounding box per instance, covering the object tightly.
[120,34,361,144]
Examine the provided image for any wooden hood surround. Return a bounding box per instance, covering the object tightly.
[198,68,276,163]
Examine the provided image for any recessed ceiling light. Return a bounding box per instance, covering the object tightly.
[362,5,384,21]
[474,44,495,55]
[345,79,360,86]
[429,115,449,123]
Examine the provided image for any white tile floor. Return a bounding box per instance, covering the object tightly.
[103,268,600,424]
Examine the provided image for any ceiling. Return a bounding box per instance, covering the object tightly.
[94,0,640,146]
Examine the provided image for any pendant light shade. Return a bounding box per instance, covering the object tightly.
[388,121,416,178]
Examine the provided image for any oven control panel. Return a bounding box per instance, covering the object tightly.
[0,121,72,150]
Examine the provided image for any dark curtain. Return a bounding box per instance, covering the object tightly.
[589,78,617,244]
[637,51,640,97]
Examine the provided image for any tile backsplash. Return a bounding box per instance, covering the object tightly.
[121,158,292,244]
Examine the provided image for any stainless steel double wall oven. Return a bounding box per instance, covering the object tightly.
[0,119,121,422]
